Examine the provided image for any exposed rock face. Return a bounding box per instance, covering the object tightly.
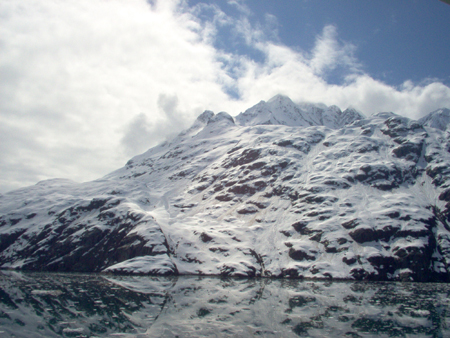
[1,96,450,282]
[0,192,176,275]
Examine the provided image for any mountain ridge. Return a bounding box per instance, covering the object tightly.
[235,94,365,129]
[1,96,450,282]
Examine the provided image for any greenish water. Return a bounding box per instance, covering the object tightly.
[0,271,449,337]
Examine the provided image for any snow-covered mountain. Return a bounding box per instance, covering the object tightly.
[419,107,450,131]
[235,94,364,129]
[1,96,450,282]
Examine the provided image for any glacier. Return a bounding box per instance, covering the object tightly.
[1,95,450,282]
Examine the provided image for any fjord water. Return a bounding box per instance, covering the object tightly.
[0,272,449,337]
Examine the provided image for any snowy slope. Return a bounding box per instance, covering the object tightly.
[1,96,450,282]
[419,108,450,131]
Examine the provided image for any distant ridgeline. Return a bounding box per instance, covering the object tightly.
[1,95,450,282]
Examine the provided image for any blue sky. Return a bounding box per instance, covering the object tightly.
[189,0,450,87]
[1,0,450,192]
[260,0,450,86]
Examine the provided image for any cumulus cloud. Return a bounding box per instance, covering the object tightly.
[121,94,189,156]
[309,25,360,76]
[0,0,231,192]
[1,0,450,192]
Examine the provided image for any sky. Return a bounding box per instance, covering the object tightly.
[1,0,450,193]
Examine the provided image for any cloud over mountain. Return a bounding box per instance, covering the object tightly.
[1,0,450,193]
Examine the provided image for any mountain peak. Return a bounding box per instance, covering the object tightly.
[419,108,450,131]
[235,94,363,129]
[207,111,235,125]
[196,110,215,124]
[178,110,217,138]
[267,94,294,104]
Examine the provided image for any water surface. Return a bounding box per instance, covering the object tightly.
[0,271,449,337]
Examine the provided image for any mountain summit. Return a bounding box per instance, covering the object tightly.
[1,96,450,282]
[419,107,450,131]
[235,94,364,129]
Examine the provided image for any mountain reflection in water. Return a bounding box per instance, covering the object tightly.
[0,272,449,337]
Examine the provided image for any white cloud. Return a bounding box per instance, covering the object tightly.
[227,0,252,16]
[309,25,360,76]
[1,0,450,193]
[0,0,233,192]
[121,94,189,156]
[228,23,450,118]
